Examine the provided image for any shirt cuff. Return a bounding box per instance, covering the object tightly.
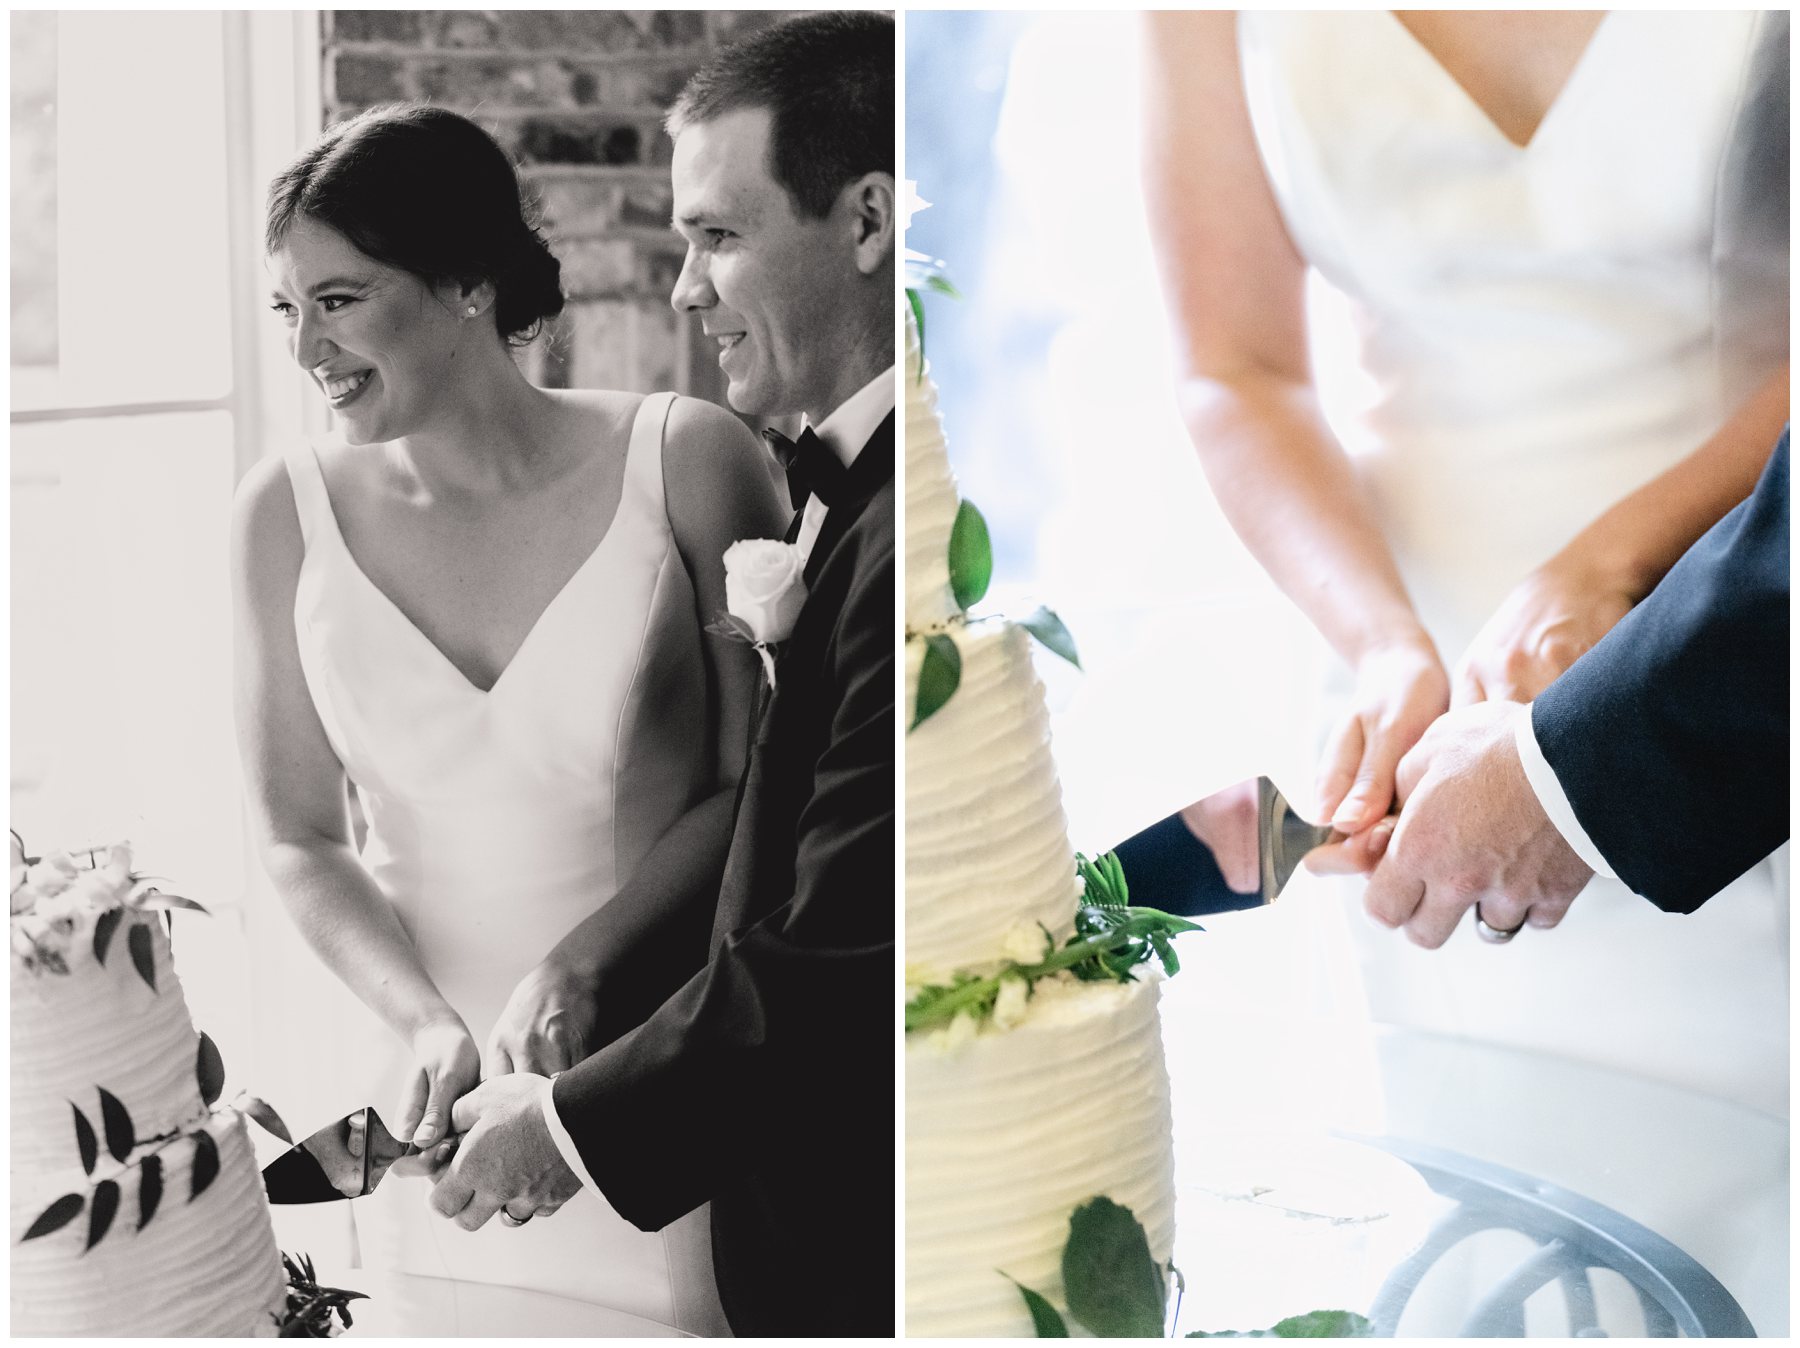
[538,1073,602,1196]
[1514,701,1617,880]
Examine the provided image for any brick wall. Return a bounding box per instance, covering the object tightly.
[322,11,805,400]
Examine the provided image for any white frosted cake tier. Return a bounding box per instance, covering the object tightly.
[906,975,1178,1337]
[905,620,1083,981]
[12,910,208,1173]
[904,314,964,632]
[11,1107,286,1336]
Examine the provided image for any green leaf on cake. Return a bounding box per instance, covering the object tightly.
[237,1093,294,1146]
[948,500,993,610]
[21,1193,83,1241]
[97,1087,135,1163]
[85,1179,120,1251]
[135,888,210,916]
[190,1128,220,1200]
[71,1102,98,1176]
[92,907,123,965]
[907,288,928,380]
[1006,1276,1071,1336]
[1019,605,1081,669]
[127,920,155,990]
[1187,1310,1374,1338]
[1062,1197,1168,1338]
[911,632,962,731]
[138,1153,164,1231]
[196,1031,226,1107]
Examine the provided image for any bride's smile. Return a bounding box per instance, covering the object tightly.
[266,215,482,448]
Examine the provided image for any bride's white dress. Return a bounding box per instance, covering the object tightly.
[280,391,730,1335]
[1237,10,1789,1115]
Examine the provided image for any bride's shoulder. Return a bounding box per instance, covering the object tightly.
[659,397,787,548]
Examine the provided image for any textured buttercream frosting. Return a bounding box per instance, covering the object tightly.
[905,620,1082,981]
[906,975,1178,1337]
[13,906,210,1173]
[905,313,964,632]
[12,862,285,1335]
[12,1109,286,1335]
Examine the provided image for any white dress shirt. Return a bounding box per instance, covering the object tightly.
[794,365,896,563]
[538,365,896,1199]
[1513,701,1620,880]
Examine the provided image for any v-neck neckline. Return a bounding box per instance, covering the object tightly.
[1385,10,1613,153]
[306,444,628,696]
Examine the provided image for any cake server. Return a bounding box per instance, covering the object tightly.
[261,1106,449,1203]
[1110,776,1344,918]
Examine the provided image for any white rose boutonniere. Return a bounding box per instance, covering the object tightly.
[711,538,808,689]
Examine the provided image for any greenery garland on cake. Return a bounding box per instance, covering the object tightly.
[906,851,1198,1033]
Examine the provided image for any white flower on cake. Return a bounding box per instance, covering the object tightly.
[20,852,79,903]
[903,180,933,264]
[1002,921,1052,966]
[11,838,205,978]
[992,976,1030,1030]
[719,538,807,689]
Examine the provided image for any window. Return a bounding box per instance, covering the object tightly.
[10,11,320,1080]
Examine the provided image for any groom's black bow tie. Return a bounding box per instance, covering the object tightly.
[763,426,847,510]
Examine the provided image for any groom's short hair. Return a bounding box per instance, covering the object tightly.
[666,11,894,220]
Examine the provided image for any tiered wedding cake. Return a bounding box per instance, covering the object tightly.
[904,315,1179,1337]
[11,841,286,1336]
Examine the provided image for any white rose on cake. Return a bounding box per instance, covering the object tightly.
[21,853,79,904]
[721,538,807,689]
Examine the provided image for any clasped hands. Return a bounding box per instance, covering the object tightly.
[390,959,597,1229]
[1309,558,1621,946]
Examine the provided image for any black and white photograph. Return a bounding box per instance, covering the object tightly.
[12,9,894,1336]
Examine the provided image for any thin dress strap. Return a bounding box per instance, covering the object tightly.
[280,443,334,551]
[623,391,677,525]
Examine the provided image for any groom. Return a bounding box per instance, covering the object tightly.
[431,12,895,1337]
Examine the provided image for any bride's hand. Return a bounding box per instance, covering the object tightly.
[487,958,598,1079]
[1454,557,1636,707]
[1309,638,1448,860]
[393,1018,480,1151]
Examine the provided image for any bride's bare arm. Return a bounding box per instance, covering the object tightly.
[231,455,475,1141]
[1455,368,1791,703]
[1141,11,1446,829]
[487,400,788,1074]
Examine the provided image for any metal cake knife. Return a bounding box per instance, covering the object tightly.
[1110,776,1344,918]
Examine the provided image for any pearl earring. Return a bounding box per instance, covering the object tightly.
[466,304,478,316]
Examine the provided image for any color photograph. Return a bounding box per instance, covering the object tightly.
[903,9,1786,1338]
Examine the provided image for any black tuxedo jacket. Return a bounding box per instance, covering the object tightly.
[553,412,895,1337]
[1534,429,1789,914]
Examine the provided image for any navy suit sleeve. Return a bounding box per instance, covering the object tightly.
[1533,431,1789,913]
[550,524,894,1229]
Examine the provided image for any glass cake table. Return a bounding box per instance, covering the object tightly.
[1159,993,1787,1337]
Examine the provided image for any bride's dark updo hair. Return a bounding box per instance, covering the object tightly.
[266,104,564,344]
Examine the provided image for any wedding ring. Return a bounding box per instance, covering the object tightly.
[499,1207,533,1227]
[1473,904,1524,944]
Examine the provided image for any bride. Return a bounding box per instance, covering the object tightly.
[1142,11,1787,1113]
[231,105,785,1334]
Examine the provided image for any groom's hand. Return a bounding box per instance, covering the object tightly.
[428,1074,581,1231]
[1363,700,1593,947]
